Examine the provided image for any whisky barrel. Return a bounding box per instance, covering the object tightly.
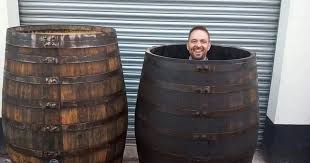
[135,44,258,163]
[2,25,128,163]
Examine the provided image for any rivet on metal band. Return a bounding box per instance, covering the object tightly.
[194,86,211,94]
[190,156,211,163]
[42,36,59,48]
[41,125,60,132]
[45,77,60,84]
[49,159,59,163]
[42,57,59,64]
[191,110,213,117]
[43,102,58,109]
[196,65,215,72]
[43,151,61,158]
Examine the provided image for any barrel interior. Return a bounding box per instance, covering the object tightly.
[150,44,252,60]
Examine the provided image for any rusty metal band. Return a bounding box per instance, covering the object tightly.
[3,68,122,84]
[137,97,257,118]
[6,33,117,48]
[137,115,258,141]
[6,38,118,48]
[5,52,119,64]
[145,55,257,72]
[6,25,116,39]
[7,132,126,159]
[2,89,125,109]
[3,108,127,132]
[6,29,117,43]
[5,42,118,57]
[141,67,257,88]
[141,144,254,163]
[141,78,257,94]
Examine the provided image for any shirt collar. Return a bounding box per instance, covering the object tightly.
[189,56,208,60]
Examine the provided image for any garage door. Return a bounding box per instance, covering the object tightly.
[19,0,281,145]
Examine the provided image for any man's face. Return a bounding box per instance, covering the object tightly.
[187,29,211,60]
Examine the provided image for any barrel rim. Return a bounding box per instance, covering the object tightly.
[7,24,116,36]
[6,25,118,48]
[145,44,256,63]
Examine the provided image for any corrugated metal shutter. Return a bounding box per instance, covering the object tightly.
[19,0,281,145]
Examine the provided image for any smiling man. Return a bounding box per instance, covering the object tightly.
[187,26,212,60]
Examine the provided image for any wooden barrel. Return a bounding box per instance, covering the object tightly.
[135,44,258,163]
[2,25,128,163]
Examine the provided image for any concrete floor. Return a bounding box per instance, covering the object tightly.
[122,145,267,163]
[0,145,267,163]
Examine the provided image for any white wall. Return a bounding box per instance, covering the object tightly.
[0,0,20,117]
[267,0,310,125]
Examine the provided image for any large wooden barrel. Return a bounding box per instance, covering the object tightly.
[135,44,258,163]
[2,25,128,163]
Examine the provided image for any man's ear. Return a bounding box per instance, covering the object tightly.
[186,42,189,51]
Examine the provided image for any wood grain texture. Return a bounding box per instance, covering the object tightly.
[2,25,128,163]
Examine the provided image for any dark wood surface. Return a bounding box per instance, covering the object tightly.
[135,45,259,163]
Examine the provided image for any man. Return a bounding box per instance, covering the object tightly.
[160,25,229,60]
[187,26,211,60]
